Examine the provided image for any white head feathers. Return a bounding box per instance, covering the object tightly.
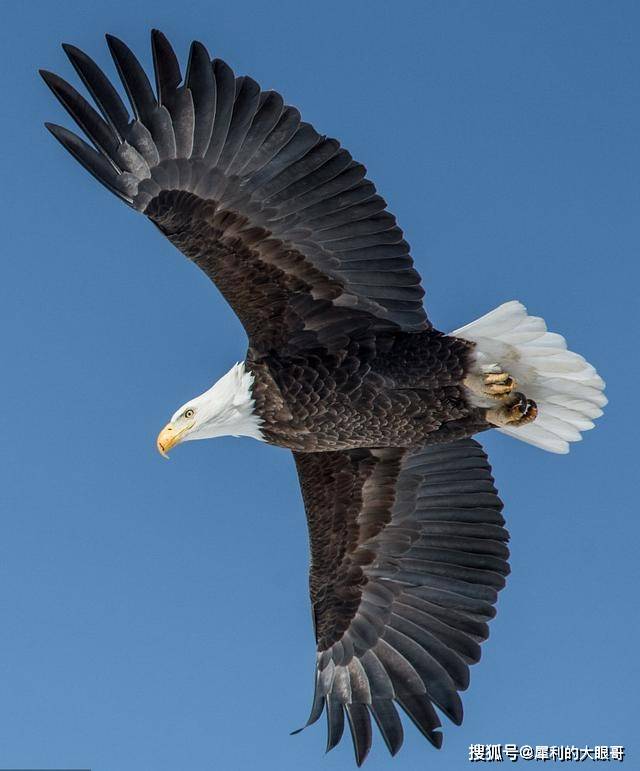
[171,362,264,442]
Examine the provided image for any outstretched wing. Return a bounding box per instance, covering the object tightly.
[41,31,429,352]
[293,439,509,764]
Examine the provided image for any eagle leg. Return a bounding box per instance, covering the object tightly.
[486,392,538,427]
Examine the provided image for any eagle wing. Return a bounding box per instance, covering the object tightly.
[293,439,509,764]
[41,31,429,353]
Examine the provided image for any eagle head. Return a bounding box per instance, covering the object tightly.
[156,362,263,457]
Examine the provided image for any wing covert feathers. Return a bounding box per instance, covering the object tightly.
[294,439,508,764]
[41,30,428,332]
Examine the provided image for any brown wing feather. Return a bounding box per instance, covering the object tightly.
[295,448,405,650]
[147,189,387,352]
[42,30,430,355]
[294,439,509,764]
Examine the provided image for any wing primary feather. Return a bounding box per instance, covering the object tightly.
[39,70,121,170]
[170,90,195,158]
[150,30,194,158]
[325,696,345,752]
[205,58,236,166]
[217,75,261,171]
[396,694,443,749]
[150,29,182,109]
[388,612,470,689]
[369,699,404,756]
[381,627,463,724]
[147,104,177,160]
[105,34,157,125]
[358,649,395,699]
[185,40,216,157]
[345,702,373,766]
[45,122,134,204]
[126,120,160,167]
[61,43,131,139]
[291,670,325,734]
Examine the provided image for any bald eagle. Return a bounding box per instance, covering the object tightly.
[41,31,606,765]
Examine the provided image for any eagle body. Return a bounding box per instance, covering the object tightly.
[41,31,607,766]
[247,335,484,452]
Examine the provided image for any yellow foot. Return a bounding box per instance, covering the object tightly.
[464,369,518,401]
[486,392,538,427]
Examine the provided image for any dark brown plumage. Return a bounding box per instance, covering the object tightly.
[41,30,513,765]
[294,442,508,761]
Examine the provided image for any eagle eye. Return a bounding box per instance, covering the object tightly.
[184,408,195,419]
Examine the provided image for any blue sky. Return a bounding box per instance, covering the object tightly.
[1,1,638,769]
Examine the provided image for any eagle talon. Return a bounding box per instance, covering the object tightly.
[484,372,510,384]
[486,393,538,427]
[464,369,518,401]
[483,371,517,398]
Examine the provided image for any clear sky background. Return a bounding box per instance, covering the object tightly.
[1,1,638,769]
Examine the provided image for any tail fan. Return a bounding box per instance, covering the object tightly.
[452,301,607,453]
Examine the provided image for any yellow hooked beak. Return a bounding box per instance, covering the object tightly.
[156,420,195,459]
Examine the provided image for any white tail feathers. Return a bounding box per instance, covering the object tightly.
[451,301,607,454]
